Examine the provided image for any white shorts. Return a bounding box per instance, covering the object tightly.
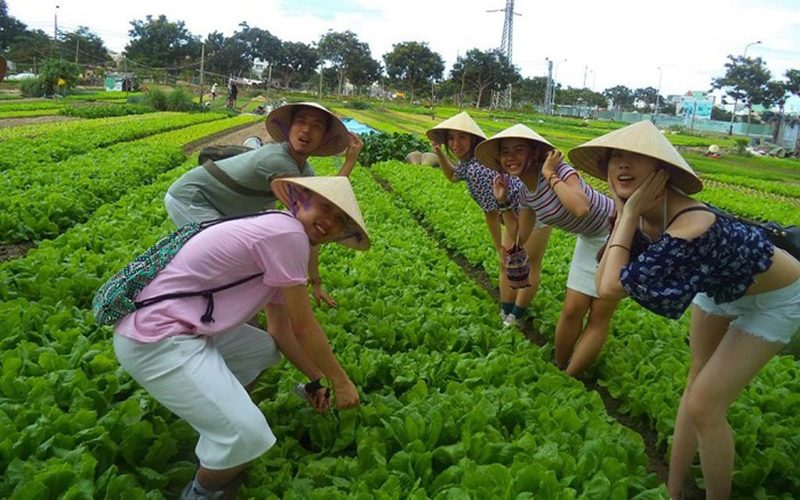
[566,233,607,298]
[164,192,223,226]
[113,324,282,469]
[692,279,800,344]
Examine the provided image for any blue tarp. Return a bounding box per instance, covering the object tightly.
[342,117,380,135]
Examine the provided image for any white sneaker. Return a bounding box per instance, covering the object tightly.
[499,310,508,322]
[503,313,518,327]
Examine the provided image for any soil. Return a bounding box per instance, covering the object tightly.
[0,115,79,128]
[0,242,35,263]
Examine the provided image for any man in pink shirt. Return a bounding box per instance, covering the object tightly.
[111,176,369,500]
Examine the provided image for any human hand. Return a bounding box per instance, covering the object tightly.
[430,139,442,154]
[541,149,563,179]
[307,387,332,413]
[497,247,506,270]
[492,174,509,203]
[344,132,364,162]
[312,283,337,308]
[333,378,360,409]
[624,169,669,216]
[606,170,626,216]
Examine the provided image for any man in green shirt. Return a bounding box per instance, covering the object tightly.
[165,101,364,305]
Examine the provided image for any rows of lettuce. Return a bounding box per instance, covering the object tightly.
[373,160,800,497]
[0,114,261,245]
[0,159,665,498]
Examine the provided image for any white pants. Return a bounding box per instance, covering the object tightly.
[164,192,223,226]
[113,324,282,469]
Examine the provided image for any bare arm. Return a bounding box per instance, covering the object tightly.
[595,212,636,300]
[432,143,458,182]
[280,285,359,408]
[541,150,589,218]
[265,304,323,381]
[308,246,336,307]
[336,132,363,177]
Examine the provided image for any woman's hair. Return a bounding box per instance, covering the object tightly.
[291,105,332,133]
[285,184,314,215]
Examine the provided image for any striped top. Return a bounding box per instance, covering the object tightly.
[519,162,614,237]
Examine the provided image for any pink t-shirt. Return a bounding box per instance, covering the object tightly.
[115,212,310,342]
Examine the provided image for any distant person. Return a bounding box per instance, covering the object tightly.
[572,120,800,500]
[210,82,218,101]
[227,81,238,109]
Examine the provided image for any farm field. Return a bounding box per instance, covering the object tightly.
[1,99,799,499]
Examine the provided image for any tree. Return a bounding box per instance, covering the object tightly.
[0,0,27,53]
[513,76,548,105]
[603,85,633,111]
[556,86,607,109]
[125,15,200,74]
[5,29,51,70]
[273,41,318,89]
[449,48,519,108]
[204,31,250,78]
[633,86,664,112]
[785,69,800,98]
[59,27,110,65]
[762,80,788,141]
[234,22,281,66]
[710,55,772,127]
[383,41,444,101]
[317,30,377,95]
[345,49,381,94]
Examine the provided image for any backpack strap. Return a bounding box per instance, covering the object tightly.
[134,272,263,323]
[666,204,717,229]
[202,160,270,197]
[133,211,295,323]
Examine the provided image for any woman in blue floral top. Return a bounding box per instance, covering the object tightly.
[569,121,800,500]
[428,112,552,326]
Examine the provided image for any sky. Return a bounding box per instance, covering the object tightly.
[12,0,800,111]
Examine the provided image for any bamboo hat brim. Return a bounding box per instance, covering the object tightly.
[567,120,702,194]
[474,124,555,172]
[266,102,349,157]
[271,176,370,250]
[425,112,487,145]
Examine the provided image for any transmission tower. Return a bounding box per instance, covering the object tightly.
[488,0,520,108]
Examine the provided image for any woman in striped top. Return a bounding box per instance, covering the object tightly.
[476,124,618,377]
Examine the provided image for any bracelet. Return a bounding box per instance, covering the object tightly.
[305,378,324,393]
[550,178,562,188]
[497,201,510,211]
[308,277,322,286]
[608,244,631,252]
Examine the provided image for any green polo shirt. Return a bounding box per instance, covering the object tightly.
[168,142,315,216]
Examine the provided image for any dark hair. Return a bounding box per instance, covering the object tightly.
[291,105,332,133]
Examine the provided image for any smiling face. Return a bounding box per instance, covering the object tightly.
[446,130,475,161]
[606,149,662,199]
[287,107,330,156]
[292,191,352,246]
[499,138,537,177]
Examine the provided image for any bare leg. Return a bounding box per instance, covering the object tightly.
[196,463,247,492]
[684,327,782,499]
[554,289,591,370]
[564,296,618,377]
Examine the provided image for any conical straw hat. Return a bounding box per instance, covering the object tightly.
[271,176,370,250]
[474,124,555,172]
[266,102,349,157]
[425,111,487,145]
[568,121,702,194]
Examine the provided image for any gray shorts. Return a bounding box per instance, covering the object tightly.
[692,279,800,344]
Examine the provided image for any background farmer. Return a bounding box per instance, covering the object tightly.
[112,176,369,500]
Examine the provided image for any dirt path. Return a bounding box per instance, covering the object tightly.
[0,115,79,128]
[183,120,275,156]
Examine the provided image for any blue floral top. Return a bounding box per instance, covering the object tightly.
[620,214,774,319]
[454,157,521,213]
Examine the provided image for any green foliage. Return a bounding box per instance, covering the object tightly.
[358,132,429,167]
[165,87,195,112]
[60,104,154,119]
[33,59,81,96]
[383,41,444,101]
[734,138,750,155]
[344,98,371,110]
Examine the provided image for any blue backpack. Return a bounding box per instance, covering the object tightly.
[92,211,290,326]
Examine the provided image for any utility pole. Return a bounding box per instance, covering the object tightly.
[198,43,205,104]
[53,5,59,57]
[653,66,662,124]
[75,37,79,64]
[544,58,554,114]
[583,65,587,89]
[487,0,520,108]
[318,60,323,99]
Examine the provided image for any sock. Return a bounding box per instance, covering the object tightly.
[510,305,526,319]
[501,302,514,315]
[191,477,212,496]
